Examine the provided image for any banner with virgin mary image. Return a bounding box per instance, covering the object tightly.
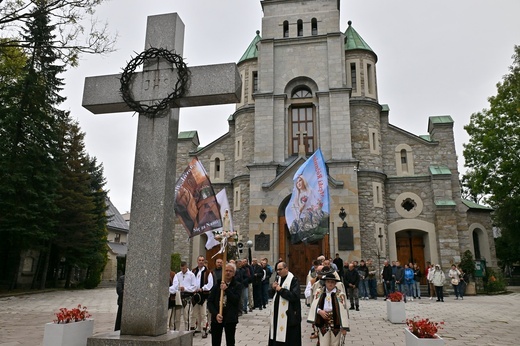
[174,157,222,238]
[285,148,330,244]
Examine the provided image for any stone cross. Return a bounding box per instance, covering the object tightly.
[296,130,307,156]
[82,13,240,341]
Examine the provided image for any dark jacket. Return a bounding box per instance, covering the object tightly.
[116,275,125,305]
[344,268,360,288]
[253,264,264,284]
[357,264,368,279]
[413,268,422,282]
[207,277,242,324]
[213,267,223,283]
[237,266,249,288]
[382,264,393,282]
[395,266,405,284]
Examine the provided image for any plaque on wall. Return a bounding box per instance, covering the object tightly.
[255,232,270,251]
[337,226,354,251]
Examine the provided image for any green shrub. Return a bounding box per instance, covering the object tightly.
[459,250,476,281]
[484,268,507,294]
[171,253,181,272]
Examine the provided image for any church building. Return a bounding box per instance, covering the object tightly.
[172,0,496,285]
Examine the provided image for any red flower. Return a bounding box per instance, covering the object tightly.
[406,316,444,338]
[387,291,404,302]
[53,304,91,324]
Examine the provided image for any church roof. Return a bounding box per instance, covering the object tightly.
[238,30,262,64]
[429,165,451,175]
[108,242,127,256]
[106,199,129,233]
[344,21,373,53]
[462,199,493,211]
[429,115,454,125]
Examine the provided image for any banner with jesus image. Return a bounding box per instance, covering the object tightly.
[285,148,330,244]
[174,157,222,238]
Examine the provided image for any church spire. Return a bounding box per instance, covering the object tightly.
[238,30,262,64]
[344,21,374,53]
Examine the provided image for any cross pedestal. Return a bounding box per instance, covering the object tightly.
[82,13,241,345]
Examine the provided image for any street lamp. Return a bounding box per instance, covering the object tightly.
[246,240,253,264]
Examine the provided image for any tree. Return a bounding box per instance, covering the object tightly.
[0,0,65,289]
[0,0,116,66]
[0,1,111,290]
[463,45,520,265]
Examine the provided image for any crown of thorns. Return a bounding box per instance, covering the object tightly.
[119,47,190,118]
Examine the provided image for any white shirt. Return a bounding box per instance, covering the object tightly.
[169,270,196,294]
[323,287,337,312]
[194,266,214,291]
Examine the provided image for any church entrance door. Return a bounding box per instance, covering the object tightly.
[396,231,426,284]
[279,216,323,285]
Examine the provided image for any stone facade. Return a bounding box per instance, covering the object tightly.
[172,0,496,275]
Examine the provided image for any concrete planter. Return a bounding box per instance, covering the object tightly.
[386,300,406,324]
[404,327,445,345]
[465,282,476,295]
[43,319,94,346]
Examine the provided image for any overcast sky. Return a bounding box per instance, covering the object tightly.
[61,0,520,213]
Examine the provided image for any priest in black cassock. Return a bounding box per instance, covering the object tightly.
[268,262,302,346]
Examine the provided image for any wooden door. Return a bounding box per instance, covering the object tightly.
[279,216,323,285]
[396,234,426,284]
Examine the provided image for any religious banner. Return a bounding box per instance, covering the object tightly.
[205,188,234,250]
[285,148,330,244]
[174,157,222,238]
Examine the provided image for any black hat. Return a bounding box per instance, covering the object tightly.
[318,266,333,276]
[192,293,202,305]
[321,272,340,282]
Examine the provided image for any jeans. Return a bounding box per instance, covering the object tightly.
[242,286,249,311]
[452,284,460,298]
[347,287,359,307]
[383,280,393,297]
[368,278,377,298]
[396,282,405,294]
[413,281,421,298]
[359,278,369,298]
[459,281,466,298]
[406,282,414,298]
[261,280,269,307]
[435,285,444,301]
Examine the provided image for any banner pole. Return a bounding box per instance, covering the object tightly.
[218,239,227,316]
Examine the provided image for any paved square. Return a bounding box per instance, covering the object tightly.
[1,288,519,345]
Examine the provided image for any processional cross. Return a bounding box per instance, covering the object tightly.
[82,13,240,338]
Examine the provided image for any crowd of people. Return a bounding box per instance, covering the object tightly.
[115,254,468,346]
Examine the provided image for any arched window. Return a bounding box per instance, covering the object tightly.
[395,144,414,176]
[215,158,221,178]
[311,18,318,35]
[210,153,225,182]
[297,19,303,36]
[290,106,314,155]
[400,149,408,173]
[292,87,312,98]
[473,230,482,259]
[283,20,289,38]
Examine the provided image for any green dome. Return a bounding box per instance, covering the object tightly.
[238,30,261,63]
[344,21,373,52]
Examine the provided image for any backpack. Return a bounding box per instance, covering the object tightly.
[265,264,273,280]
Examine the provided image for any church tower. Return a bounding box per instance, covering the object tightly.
[175,0,496,283]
